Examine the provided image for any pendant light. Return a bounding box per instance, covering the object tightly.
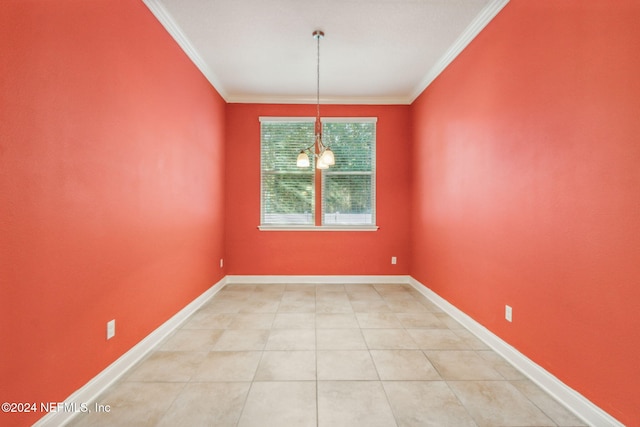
[296,30,335,169]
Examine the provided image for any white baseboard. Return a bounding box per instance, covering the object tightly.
[225,274,412,285]
[407,277,624,427]
[34,277,228,427]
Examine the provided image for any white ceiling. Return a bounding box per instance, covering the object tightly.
[143,0,509,104]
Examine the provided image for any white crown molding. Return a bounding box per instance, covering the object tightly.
[408,0,510,103]
[141,0,229,101]
[33,277,228,427]
[227,94,413,105]
[407,277,624,427]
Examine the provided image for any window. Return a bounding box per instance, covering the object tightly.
[260,117,377,230]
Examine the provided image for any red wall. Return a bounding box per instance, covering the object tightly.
[225,104,411,276]
[0,1,226,425]
[410,1,640,425]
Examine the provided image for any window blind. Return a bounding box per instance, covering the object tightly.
[321,119,376,225]
[260,118,315,225]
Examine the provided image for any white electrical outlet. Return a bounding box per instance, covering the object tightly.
[505,305,513,322]
[391,256,397,265]
[220,258,224,268]
[107,319,116,340]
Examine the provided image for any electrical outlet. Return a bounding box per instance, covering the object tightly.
[391,256,397,265]
[220,258,224,268]
[505,305,513,322]
[106,319,116,340]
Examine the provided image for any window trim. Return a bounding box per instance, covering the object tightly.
[258,225,379,231]
[259,116,378,232]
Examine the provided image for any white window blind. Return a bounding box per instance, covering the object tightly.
[321,118,376,226]
[260,118,315,225]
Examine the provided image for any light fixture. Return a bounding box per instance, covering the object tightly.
[296,30,335,169]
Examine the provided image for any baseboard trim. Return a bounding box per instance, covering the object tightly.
[34,277,228,427]
[225,274,411,285]
[407,277,624,427]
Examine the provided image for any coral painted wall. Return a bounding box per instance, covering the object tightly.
[225,104,411,276]
[410,1,640,425]
[0,1,226,425]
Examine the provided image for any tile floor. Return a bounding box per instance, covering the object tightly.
[67,283,587,426]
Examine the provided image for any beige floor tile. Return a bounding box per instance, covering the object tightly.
[159,329,223,351]
[272,313,315,329]
[370,350,441,380]
[277,299,316,313]
[281,290,315,299]
[212,329,269,351]
[125,351,206,382]
[316,329,368,350]
[385,299,430,312]
[452,329,490,350]
[511,379,588,426]
[67,382,185,427]
[374,283,410,293]
[317,381,397,427]
[156,382,250,427]
[434,312,464,328]
[407,328,468,350]
[448,380,556,427]
[238,298,281,313]
[347,290,384,301]
[396,312,445,329]
[378,290,415,301]
[238,381,316,427]
[285,284,316,292]
[224,284,257,293]
[344,283,377,293]
[315,313,359,328]
[349,299,392,312]
[181,311,236,329]
[418,299,443,312]
[228,313,275,329]
[316,292,350,300]
[191,351,262,381]
[254,283,287,293]
[356,312,402,328]
[362,328,418,349]
[476,350,528,380]
[315,284,346,293]
[316,300,354,313]
[265,329,316,350]
[211,292,251,303]
[425,350,503,380]
[383,381,476,427]
[317,350,379,380]
[204,299,245,313]
[254,351,316,380]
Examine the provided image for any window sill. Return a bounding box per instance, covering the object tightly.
[258,225,379,232]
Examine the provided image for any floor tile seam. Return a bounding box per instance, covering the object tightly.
[234,379,256,427]
[141,380,189,427]
[500,379,572,427]
[439,380,481,427]
[315,325,320,427]
[445,380,561,427]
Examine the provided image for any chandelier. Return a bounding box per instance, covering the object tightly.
[296,30,335,169]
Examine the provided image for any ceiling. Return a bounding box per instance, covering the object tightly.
[143,0,509,104]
